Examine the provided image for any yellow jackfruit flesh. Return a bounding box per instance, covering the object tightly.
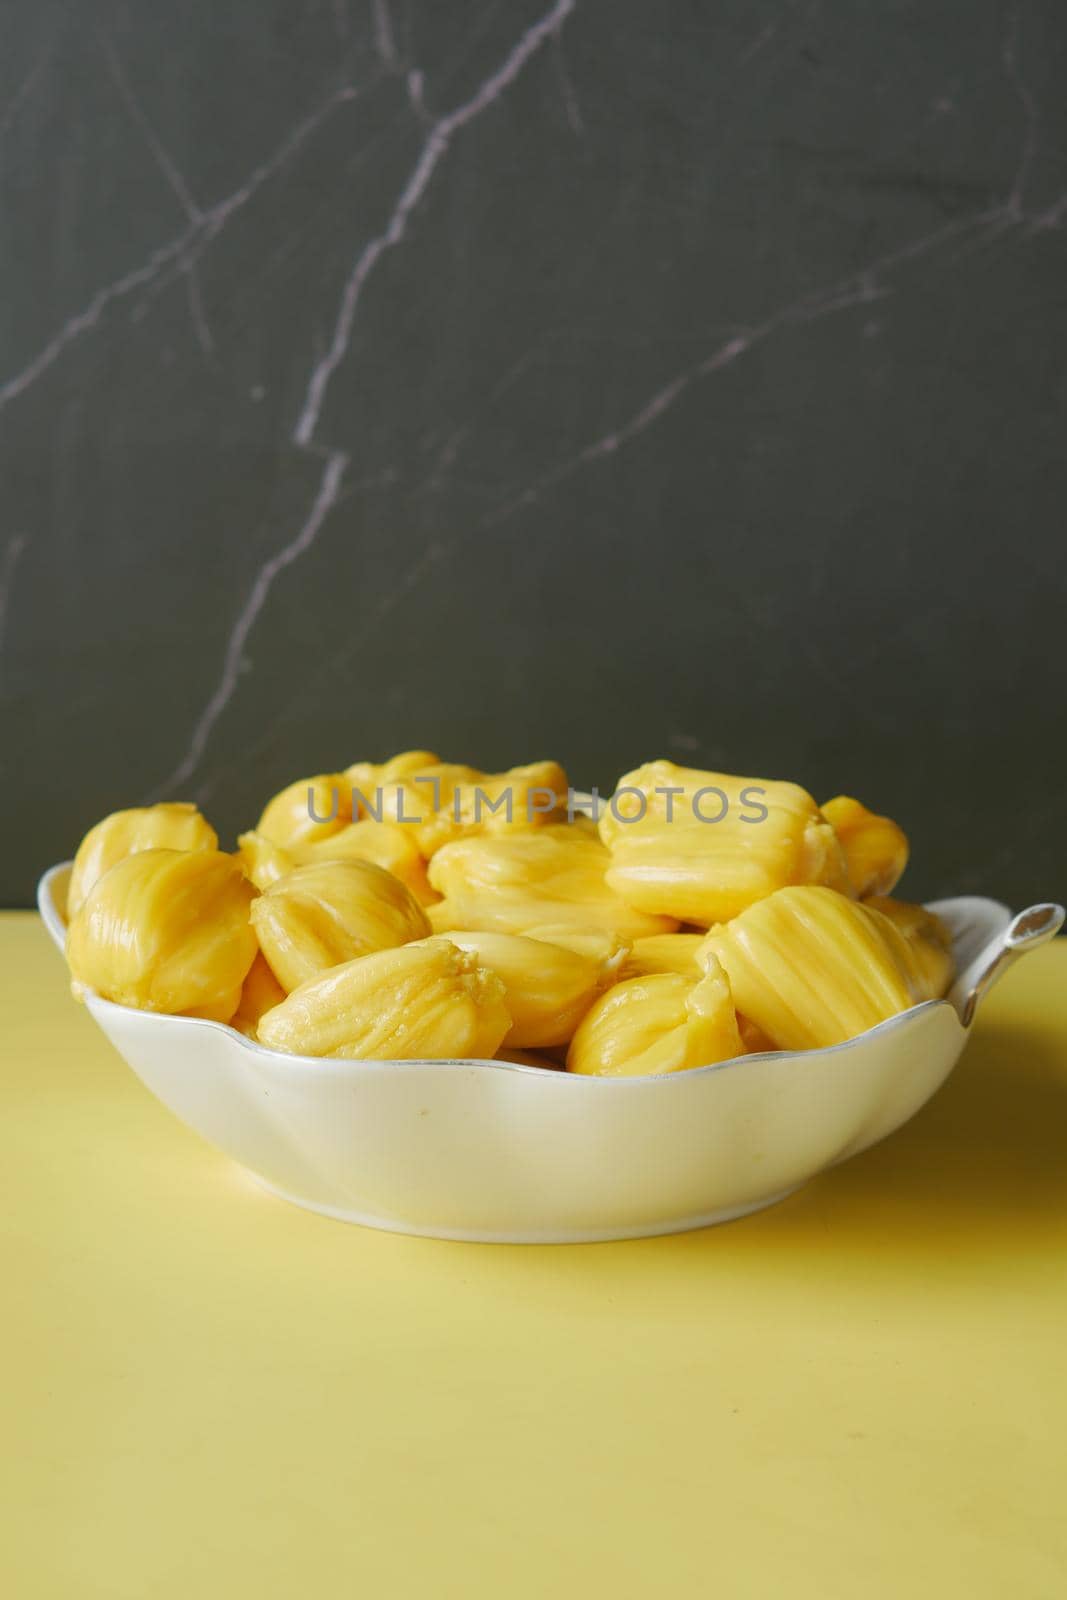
[256,938,511,1060]
[522,923,632,967]
[298,818,436,905]
[371,758,569,857]
[699,885,923,1053]
[373,761,482,854]
[231,952,288,1036]
[344,750,441,806]
[598,760,850,926]
[864,895,955,1000]
[431,928,627,1048]
[65,847,257,1022]
[567,957,743,1077]
[250,858,431,994]
[821,795,909,898]
[64,755,946,1068]
[427,827,676,940]
[235,830,299,891]
[67,802,217,919]
[449,760,569,838]
[738,1014,777,1054]
[618,932,704,981]
[256,773,352,850]
[493,1047,564,1069]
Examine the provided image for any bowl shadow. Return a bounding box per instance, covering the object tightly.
[729,1024,1062,1248]
[602,1017,1067,1270]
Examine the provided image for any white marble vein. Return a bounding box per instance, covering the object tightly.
[0,233,192,410]
[157,0,577,794]
[482,10,1053,519]
[7,1,1062,817]
[406,68,429,121]
[427,348,544,478]
[184,269,215,358]
[193,537,448,803]
[552,36,584,135]
[1032,190,1067,231]
[179,0,1061,796]
[372,0,400,70]
[482,206,1013,528]
[1002,11,1038,219]
[0,34,54,138]
[293,0,576,447]
[99,33,201,223]
[368,0,427,117]
[0,84,358,410]
[152,449,348,795]
[99,33,220,357]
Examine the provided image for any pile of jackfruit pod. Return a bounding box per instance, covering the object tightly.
[62,754,956,1075]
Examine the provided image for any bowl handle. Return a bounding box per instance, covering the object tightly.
[951,902,1064,1026]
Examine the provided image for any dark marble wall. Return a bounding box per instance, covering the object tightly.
[2,0,1065,906]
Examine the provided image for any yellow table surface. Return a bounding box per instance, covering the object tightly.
[3,913,1066,1600]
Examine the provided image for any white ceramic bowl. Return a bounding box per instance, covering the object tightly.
[37,863,1061,1242]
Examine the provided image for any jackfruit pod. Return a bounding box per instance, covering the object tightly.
[566,957,743,1077]
[738,1014,777,1054]
[256,772,353,850]
[618,932,704,981]
[821,795,909,898]
[599,760,849,925]
[698,885,923,1053]
[235,831,299,891]
[231,952,287,1036]
[432,928,626,1048]
[376,759,569,857]
[493,1047,563,1070]
[65,847,257,1021]
[863,895,955,1000]
[298,818,436,905]
[427,888,672,942]
[344,751,442,814]
[256,938,511,1060]
[374,761,483,854]
[68,802,217,919]
[427,829,676,940]
[522,923,632,968]
[251,858,431,993]
[548,810,601,838]
[450,761,569,837]
[428,825,609,898]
